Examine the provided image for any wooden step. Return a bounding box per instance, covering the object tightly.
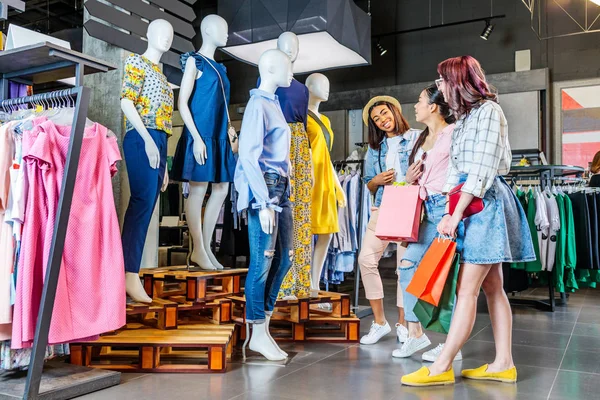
[140,267,247,303]
[70,322,236,373]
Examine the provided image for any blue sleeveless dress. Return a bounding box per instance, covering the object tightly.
[172,52,236,183]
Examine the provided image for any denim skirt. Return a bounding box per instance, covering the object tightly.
[456,176,536,265]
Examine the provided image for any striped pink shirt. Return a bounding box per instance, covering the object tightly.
[416,124,455,198]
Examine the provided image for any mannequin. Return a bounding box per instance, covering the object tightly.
[305,73,347,296]
[172,14,236,270]
[273,32,313,301]
[234,49,294,361]
[120,19,174,303]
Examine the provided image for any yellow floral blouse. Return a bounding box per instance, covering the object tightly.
[120,54,174,135]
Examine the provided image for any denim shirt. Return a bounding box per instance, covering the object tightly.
[363,129,421,207]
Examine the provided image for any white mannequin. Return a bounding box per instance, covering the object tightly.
[245,49,293,362]
[305,73,347,296]
[179,15,230,271]
[120,19,174,303]
[277,32,299,65]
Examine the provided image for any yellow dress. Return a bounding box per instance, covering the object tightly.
[307,114,340,234]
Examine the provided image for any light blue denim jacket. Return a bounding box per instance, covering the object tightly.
[363,129,421,207]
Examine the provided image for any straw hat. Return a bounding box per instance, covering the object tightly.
[362,95,402,126]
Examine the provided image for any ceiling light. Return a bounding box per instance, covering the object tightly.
[376,41,387,56]
[218,0,371,74]
[480,20,494,40]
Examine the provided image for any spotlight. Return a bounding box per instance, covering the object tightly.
[480,20,494,40]
[376,41,387,56]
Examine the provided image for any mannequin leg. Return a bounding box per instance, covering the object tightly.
[186,181,215,270]
[311,234,333,296]
[202,182,229,270]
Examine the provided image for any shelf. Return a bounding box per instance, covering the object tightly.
[506,165,585,177]
[0,42,116,85]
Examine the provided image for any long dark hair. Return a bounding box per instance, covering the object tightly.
[367,101,410,150]
[408,85,456,165]
[437,55,498,117]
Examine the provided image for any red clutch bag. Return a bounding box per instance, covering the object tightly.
[448,183,484,219]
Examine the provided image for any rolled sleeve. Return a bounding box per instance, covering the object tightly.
[462,104,505,197]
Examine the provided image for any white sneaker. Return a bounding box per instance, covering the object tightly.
[396,323,408,343]
[422,343,463,362]
[360,321,392,345]
[392,334,431,358]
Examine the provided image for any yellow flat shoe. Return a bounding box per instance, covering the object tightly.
[461,364,517,383]
[401,366,455,387]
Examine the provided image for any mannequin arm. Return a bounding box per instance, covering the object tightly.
[179,57,207,165]
[332,163,347,207]
[121,98,160,169]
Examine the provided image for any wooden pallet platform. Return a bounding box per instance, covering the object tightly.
[126,297,233,329]
[229,291,351,324]
[70,322,235,373]
[140,267,247,303]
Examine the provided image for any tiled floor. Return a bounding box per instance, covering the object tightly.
[75,272,600,400]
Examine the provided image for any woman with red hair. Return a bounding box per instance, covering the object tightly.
[402,56,535,387]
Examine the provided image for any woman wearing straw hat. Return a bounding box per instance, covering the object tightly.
[358,95,421,346]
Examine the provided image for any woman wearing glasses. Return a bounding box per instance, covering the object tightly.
[358,96,421,346]
[393,84,457,359]
[402,56,535,387]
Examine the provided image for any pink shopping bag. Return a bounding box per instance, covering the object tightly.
[375,185,423,242]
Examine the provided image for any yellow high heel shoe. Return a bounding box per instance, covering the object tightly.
[461,364,517,383]
[401,367,455,387]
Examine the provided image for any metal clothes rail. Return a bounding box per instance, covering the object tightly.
[504,165,585,312]
[0,42,116,400]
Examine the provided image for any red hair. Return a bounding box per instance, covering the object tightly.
[437,55,498,117]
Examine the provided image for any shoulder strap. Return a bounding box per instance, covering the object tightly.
[196,53,231,124]
[308,109,332,152]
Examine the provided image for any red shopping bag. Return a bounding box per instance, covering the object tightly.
[374,185,422,242]
[406,238,457,306]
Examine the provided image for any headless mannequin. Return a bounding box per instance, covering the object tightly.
[179,15,230,270]
[121,19,174,303]
[244,49,294,362]
[305,73,347,296]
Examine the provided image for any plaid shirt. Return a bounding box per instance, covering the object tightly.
[443,101,512,197]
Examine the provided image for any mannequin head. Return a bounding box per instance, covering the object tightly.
[201,14,229,47]
[306,73,330,102]
[147,19,174,53]
[277,32,299,63]
[258,49,293,90]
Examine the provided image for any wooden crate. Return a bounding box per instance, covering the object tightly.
[70,322,235,373]
[140,267,247,303]
[229,291,351,324]
[126,297,233,330]
[271,315,360,342]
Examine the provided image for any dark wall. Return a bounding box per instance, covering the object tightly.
[197,0,600,105]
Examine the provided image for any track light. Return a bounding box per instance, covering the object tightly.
[480,20,494,40]
[376,40,387,56]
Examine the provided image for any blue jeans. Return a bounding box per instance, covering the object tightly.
[399,193,447,322]
[122,128,167,273]
[245,172,293,323]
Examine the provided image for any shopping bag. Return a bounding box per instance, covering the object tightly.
[374,185,422,242]
[406,238,457,306]
[413,255,461,334]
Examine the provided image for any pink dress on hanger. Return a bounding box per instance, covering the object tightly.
[11,118,125,349]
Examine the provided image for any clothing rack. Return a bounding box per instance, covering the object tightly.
[504,165,585,312]
[0,42,116,400]
[331,159,372,318]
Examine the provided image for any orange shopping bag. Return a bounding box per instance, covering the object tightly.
[374,185,422,242]
[406,238,457,306]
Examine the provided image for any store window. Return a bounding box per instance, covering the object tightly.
[562,85,600,170]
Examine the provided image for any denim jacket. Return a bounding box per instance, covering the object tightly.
[363,129,421,207]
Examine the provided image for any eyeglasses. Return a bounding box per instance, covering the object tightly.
[435,78,444,89]
[420,151,427,172]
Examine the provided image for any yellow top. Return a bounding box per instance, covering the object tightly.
[307,113,341,234]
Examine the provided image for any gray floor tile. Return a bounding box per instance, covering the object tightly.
[566,334,600,353]
[462,340,565,369]
[549,370,600,400]
[573,322,600,338]
[577,308,600,324]
[560,348,600,374]
[229,392,297,400]
[470,326,571,350]
[118,373,148,384]
[513,309,580,323]
[511,318,574,334]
